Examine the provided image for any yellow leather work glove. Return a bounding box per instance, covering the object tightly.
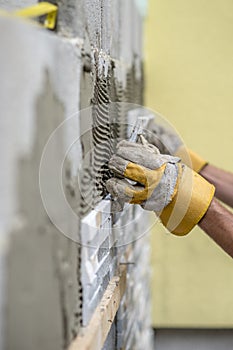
[106,137,215,236]
[144,119,208,173]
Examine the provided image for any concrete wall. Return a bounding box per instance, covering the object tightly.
[0,16,82,350]
[0,1,37,10]
[0,1,153,350]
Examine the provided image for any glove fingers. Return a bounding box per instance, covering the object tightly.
[116,142,179,169]
[108,155,129,177]
[109,155,151,185]
[117,139,159,156]
[116,141,162,169]
[106,178,132,202]
[106,177,147,205]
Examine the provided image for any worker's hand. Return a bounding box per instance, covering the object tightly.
[107,137,215,236]
[107,138,180,212]
[143,120,182,155]
[144,119,208,172]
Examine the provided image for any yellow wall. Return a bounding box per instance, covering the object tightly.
[145,0,233,327]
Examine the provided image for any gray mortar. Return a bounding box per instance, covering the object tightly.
[6,73,82,350]
[0,15,83,350]
[0,1,153,349]
[45,0,85,38]
[6,75,65,350]
[0,0,37,11]
[79,58,95,217]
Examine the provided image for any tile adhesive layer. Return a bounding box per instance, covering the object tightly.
[0,1,153,349]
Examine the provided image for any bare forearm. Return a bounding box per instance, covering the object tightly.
[200,164,233,208]
[199,198,233,258]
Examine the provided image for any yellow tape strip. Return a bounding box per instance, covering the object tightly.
[14,2,57,29]
[7,2,58,29]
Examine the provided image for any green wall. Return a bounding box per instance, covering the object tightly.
[145,0,233,327]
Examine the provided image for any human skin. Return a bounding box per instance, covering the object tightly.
[199,198,233,259]
[193,164,233,258]
[200,164,233,208]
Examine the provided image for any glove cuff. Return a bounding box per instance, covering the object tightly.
[159,166,215,236]
[175,146,208,172]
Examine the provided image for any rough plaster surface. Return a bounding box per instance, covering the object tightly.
[0,1,151,349]
[0,0,37,11]
[0,16,82,350]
